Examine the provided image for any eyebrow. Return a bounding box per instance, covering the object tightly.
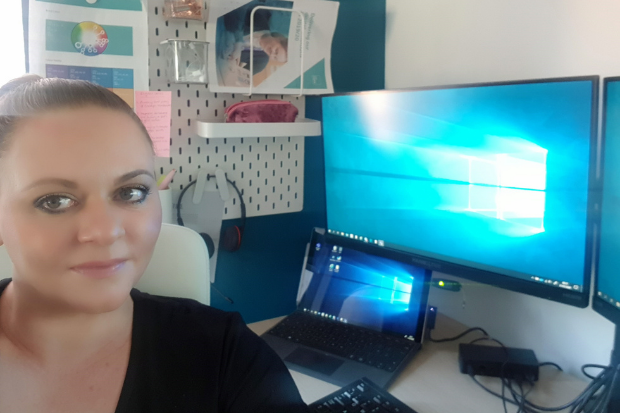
[23,169,156,191]
[115,169,156,185]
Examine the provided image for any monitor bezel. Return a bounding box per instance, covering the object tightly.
[593,76,620,324]
[320,75,600,308]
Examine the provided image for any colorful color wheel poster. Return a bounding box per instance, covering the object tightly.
[71,21,109,56]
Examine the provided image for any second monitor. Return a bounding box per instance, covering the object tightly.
[321,76,599,308]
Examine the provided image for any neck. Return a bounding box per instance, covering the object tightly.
[0,280,133,368]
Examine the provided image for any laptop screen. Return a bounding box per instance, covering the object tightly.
[298,231,432,341]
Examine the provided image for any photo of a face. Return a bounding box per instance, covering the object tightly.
[215,0,292,88]
[260,32,288,63]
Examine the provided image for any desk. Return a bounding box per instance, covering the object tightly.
[249,314,588,413]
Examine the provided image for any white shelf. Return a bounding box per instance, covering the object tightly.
[195,118,321,138]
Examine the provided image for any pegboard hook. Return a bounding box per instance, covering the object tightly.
[247,6,305,97]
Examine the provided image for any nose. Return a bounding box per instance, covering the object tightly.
[76,198,126,245]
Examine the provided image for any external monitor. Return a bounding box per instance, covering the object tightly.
[593,76,620,413]
[595,77,620,322]
[321,76,599,308]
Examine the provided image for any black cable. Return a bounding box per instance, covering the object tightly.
[466,336,598,412]
[570,369,610,413]
[468,336,505,347]
[464,338,602,413]
[570,368,610,413]
[176,179,197,226]
[225,177,247,231]
[463,332,618,413]
[596,364,620,413]
[466,337,511,413]
[502,373,509,413]
[472,375,542,413]
[471,375,524,409]
[582,364,608,380]
[515,380,529,413]
[472,374,578,413]
[471,360,619,413]
[429,326,489,343]
[539,362,563,372]
[211,285,234,304]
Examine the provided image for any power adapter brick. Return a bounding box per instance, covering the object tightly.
[458,343,539,382]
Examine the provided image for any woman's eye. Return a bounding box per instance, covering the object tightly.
[117,186,150,204]
[35,195,77,213]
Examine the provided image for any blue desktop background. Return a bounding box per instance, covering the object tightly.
[322,81,594,286]
[300,236,428,336]
[598,80,620,303]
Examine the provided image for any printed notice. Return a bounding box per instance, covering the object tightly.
[207,0,339,95]
[29,0,149,107]
[135,91,172,158]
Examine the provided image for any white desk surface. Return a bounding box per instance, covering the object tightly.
[249,314,588,413]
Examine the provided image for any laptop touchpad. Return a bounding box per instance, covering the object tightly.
[285,348,344,376]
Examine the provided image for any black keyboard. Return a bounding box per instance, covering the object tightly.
[309,377,419,413]
[267,312,416,372]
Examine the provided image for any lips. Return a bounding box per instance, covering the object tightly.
[71,259,128,279]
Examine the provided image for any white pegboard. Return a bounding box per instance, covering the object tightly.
[147,0,306,219]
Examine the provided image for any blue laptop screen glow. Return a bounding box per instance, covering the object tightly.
[299,236,428,337]
[598,80,620,307]
[322,80,594,289]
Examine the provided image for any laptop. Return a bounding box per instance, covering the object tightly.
[261,229,433,388]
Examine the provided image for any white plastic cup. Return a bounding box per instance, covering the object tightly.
[159,189,174,224]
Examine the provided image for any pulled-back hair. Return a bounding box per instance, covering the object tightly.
[0,75,153,153]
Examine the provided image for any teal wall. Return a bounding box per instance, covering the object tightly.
[212,0,386,323]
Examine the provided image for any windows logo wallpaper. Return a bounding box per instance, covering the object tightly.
[323,80,593,286]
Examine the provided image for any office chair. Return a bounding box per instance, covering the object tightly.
[136,223,210,305]
[0,223,210,305]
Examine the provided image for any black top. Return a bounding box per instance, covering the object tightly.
[0,279,309,413]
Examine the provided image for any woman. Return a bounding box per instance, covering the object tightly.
[0,75,309,413]
[251,32,289,87]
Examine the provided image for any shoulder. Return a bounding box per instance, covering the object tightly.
[130,288,243,335]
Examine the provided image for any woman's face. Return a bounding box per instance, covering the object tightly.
[260,35,288,63]
[0,106,161,313]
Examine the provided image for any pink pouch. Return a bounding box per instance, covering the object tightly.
[225,100,299,123]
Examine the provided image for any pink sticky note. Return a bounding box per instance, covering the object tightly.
[135,91,172,157]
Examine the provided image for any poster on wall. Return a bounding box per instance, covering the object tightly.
[207,0,339,95]
[28,0,149,108]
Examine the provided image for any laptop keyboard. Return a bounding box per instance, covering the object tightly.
[309,377,419,413]
[266,312,416,372]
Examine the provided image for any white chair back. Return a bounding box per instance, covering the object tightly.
[136,223,210,304]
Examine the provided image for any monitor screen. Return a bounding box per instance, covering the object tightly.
[298,230,432,340]
[322,77,598,307]
[595,77,620,323]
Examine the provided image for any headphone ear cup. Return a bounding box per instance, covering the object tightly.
[199,232,215,258]
[222,226,242,252]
